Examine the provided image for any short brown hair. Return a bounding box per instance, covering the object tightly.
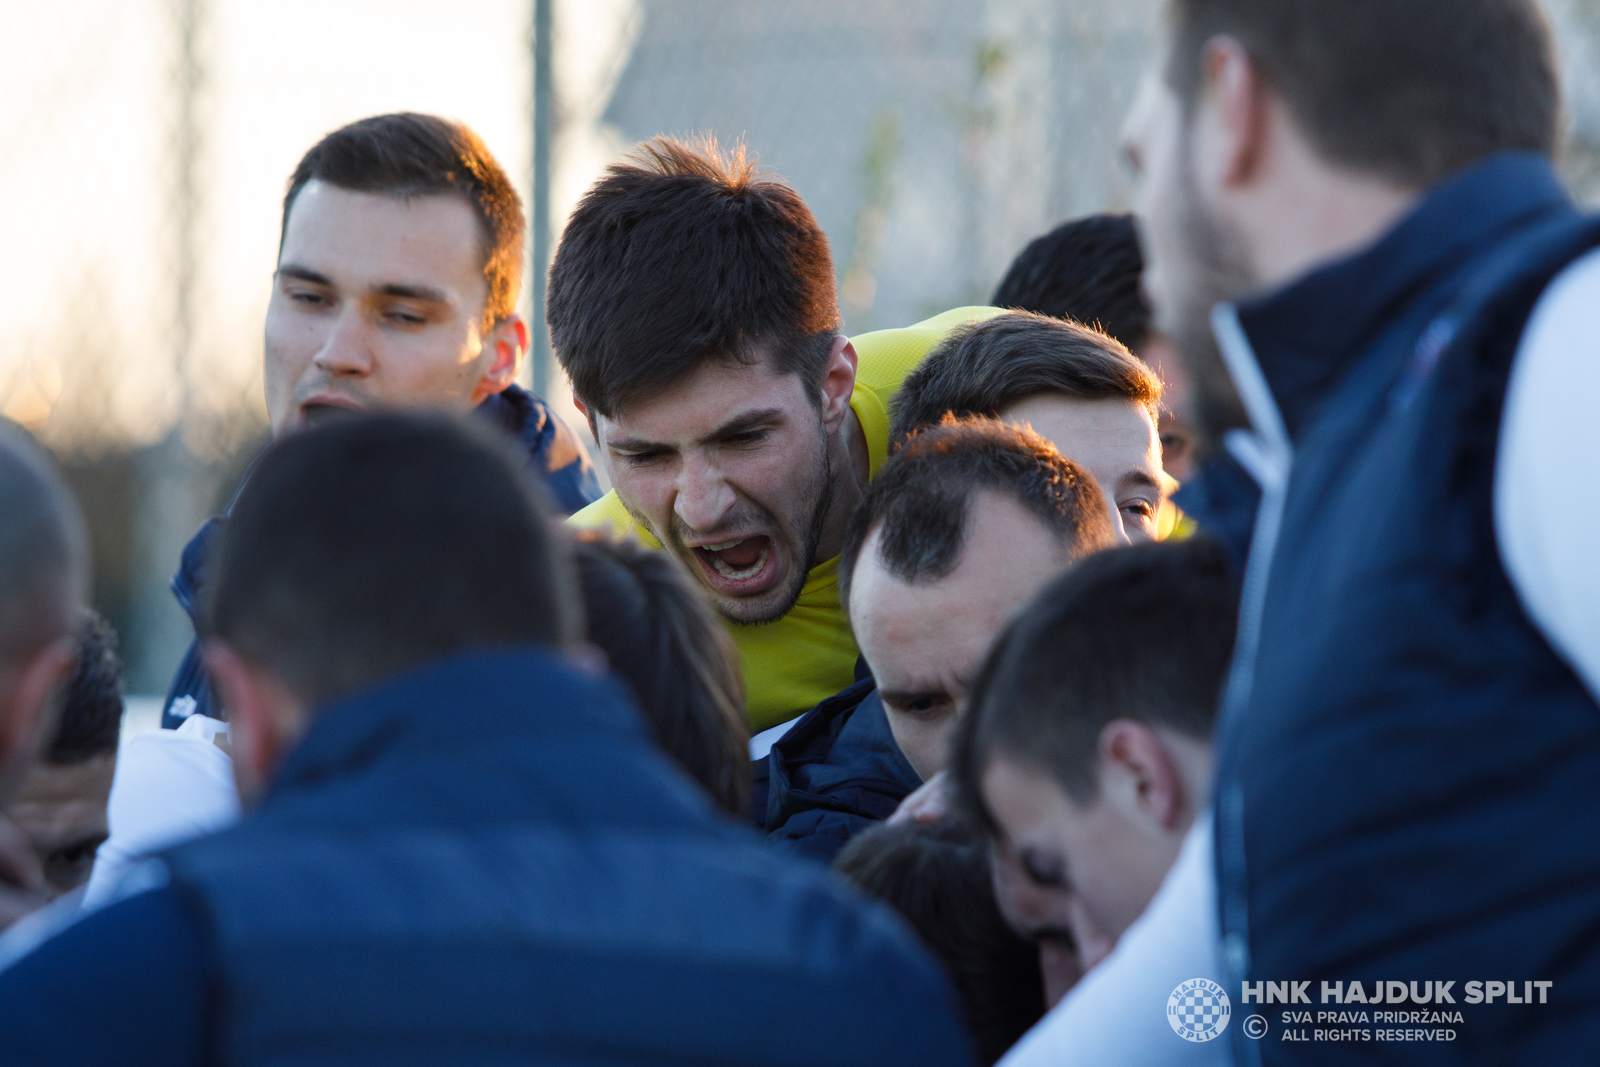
[951,537,1238,828]
[890,311,1161,446]
[547,136,841,417]
[283,113,526,328]
[1165,0,1559,189]
[209,413,579,711]
[840,417,1116,611]
[47,610,123,765]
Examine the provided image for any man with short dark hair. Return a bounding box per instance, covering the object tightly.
[0,422,89,929]
[0,413,973,1067]
[162,111,599,731]
[9,612,122,901]
[892,311,1167,542]
[555,135,1000,730]
[947,540,1236,1037]
[1041,1,1600,1062]
[758,418,1114,862]
[90,113,603,903]
[992,213,1257,548]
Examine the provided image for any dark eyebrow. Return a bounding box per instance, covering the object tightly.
[374,283,451,304]
[276,265,450,306]
[276,264,333,287]
[607,407,787,455]
[705,408,785,442]
[1118,469,1164,494]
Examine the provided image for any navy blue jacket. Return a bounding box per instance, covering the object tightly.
[160,385,599,728]
[0,650,972,1067]
[756,680,922,863]
[1211,153,1600,1064]
[1171,449,1259,572]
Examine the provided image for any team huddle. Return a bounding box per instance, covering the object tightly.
[0,1,1599,1064]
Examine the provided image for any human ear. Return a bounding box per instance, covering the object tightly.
[1097,719,1186,831]
[203,641,305,807]
[473,315,529,403]
[0,636,75,801]
[570,395,599,441]
[1195,35,1270,190]
[818,336,858,433]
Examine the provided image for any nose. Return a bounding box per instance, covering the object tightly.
[674,453,737,533]
[313,307,374,377]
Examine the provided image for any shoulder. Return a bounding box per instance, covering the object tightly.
[850,306,1007,395]
[765,685,920,860]
[567,490,662,546]
[1497,245,1600,700]
[849,306,1008,477]
[0,884,207,1066]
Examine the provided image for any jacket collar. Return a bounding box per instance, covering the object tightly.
[265,648,642,804]
[1231,152,1573,441]
[171,386,551,627]
[478,383,542,442]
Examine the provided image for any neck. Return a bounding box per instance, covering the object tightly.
[812,407,872,566]
[1230,107,1422,291]
[1160,729,1215,829]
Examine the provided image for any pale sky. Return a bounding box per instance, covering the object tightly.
[0,0,638,448]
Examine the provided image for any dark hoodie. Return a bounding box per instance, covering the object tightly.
[753,680,922,864]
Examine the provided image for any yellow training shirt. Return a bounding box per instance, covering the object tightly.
[569,306,1004,729]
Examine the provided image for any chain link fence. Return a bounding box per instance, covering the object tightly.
[3,0,1599,698]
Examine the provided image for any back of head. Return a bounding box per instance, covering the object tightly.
[1164,0,1558,188]
[991,214,1151,348]
[284,113,525,327]
[46,610,122,765]
[842,417,1116,607]
[572,535,749,814]
[547,136,841,417]
[835,819,1045,1064]
[890,312,1160,447]
[952,538,1238,824]
[0,421,88,686]
[208,413,579,710]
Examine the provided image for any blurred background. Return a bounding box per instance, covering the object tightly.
[4,0,1600,718]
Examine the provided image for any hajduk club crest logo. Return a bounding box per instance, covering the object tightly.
[1168,978,1231,1042]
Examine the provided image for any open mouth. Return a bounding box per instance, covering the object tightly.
[690,535,776,592]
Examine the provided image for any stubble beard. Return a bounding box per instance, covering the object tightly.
[1160,124,1258,455]
[723,429,834,627]
[640,420,837,627]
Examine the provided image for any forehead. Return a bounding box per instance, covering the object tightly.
[1001,394,1159,474]
[8,755,115,842]
[594,352,813,443]
[280,182,487,299]
[850,492,1069,681]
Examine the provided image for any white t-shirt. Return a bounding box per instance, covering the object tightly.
[998,248,1600,1066]
[81,713,241,911]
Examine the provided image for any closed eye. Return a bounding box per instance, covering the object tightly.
[1021,848,1068,889]
[288,289,331,308]
[721,429,770,447]
[884,693,953,720]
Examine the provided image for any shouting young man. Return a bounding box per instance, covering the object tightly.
[551,137,998,730]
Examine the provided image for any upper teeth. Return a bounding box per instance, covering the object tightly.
[704,540,743,551]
